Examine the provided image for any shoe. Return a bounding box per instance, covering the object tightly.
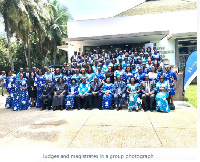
[53,107,56,111]
[136,109,138,112]
[77,107,80,110]
[48,108,51,110]
[89,107,93,110]
[150,109,153,112]
[157,110,160,112]
[60,108,63,111]
[117,108,120,111]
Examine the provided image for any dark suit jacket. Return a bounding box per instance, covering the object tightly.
[71,55,79,62]
[113,81,126,95]
[41,83,53,96]
[140,80,155,94]
[90,81,103,93]
[23,72,30,79]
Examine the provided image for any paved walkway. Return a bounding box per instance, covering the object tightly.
[0,96,197,148]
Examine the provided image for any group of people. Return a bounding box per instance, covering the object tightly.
[2,47,177,112]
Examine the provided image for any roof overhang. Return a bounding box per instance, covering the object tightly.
[57,45,68,51]
[167,32,197,40]
[63,30,169,46]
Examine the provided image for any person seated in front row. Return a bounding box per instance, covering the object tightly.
[155,75,170,113]
[113,76,126,111]
[140,74,155,112]
[65,78,78,110]
[39,78,53,111]
[87,76,103,110]
[100,77,114,109]
[126,77,140,112]
[75,77,91,110]
[52,77,68,111]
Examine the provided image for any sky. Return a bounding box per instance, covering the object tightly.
[0,0,197,36]
[0,0,145,36]
[58,0,145,20]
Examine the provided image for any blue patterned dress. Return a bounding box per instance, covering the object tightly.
[52,74,62,85]
[65,84,78,109]
[35,75,46,107]
[100,83,114,109]
[164,70,177,96]
[126,83,141,111]
[44,72,53,82]
[71,74,81,84]
[155,80,170,113]
[86,73,96,83]
[12,78,31,111]
[95,72,106,82]
[3,76,16,108]
[114,70,124,78]
[123,72,133,84]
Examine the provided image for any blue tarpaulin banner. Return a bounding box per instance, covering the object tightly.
[183,51,197,91]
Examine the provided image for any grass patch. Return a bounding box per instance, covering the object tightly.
[184,84,197,108]
[0,86,6,96]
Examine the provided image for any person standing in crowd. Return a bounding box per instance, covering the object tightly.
[104,66,114,84]
[152,49,161,61]
[44,67,53,83]
[12,73,31,111]
[134,67,145,84]
[86,66,95,83]
[102,59,110,74]
[164,65,177,105]
[155,75,170,113]
[61,68,68,84]
[72,68,82,84]
[87,76,103,110]
[76,77,91,110]
[100,77,114,109]
[35,69,46,108]
[148,66,158,84]
[142,62,149,74]
[65,78,78,110]
[80,68,88,81]
[16,68,23,78]
[71,51,79,63]
[27,72,37,107]
[23,67,30,79]
[113,76,126,111]
[123,66,133,84]
[3,70,16,108]
[95,66,106,83]
[52,68,62,85]
[39,79,53,111]
[142,52,149,64]
[52,77,68,111]
[114,64,124,79]
[140,74,155,112]
[126,77,141,112]
[0,71,6,96]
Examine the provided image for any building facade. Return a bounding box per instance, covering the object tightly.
[63,0,197,71]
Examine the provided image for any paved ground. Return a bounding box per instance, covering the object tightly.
[0,96,197,148]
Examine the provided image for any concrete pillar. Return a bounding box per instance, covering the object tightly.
[174,72,184,101]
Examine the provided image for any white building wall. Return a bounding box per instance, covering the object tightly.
[152,37,176,66]
[67,10,197,38]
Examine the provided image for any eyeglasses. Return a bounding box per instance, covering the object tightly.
[160,78,164,79]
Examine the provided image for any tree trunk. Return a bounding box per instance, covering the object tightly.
[27,29,31,69]
[5,14,14,71]
[24,42,28,67]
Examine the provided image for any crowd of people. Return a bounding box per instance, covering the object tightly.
[1,47,177,112]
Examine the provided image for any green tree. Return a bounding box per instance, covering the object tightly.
[45,0,72,66]
[0,0,29,71]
